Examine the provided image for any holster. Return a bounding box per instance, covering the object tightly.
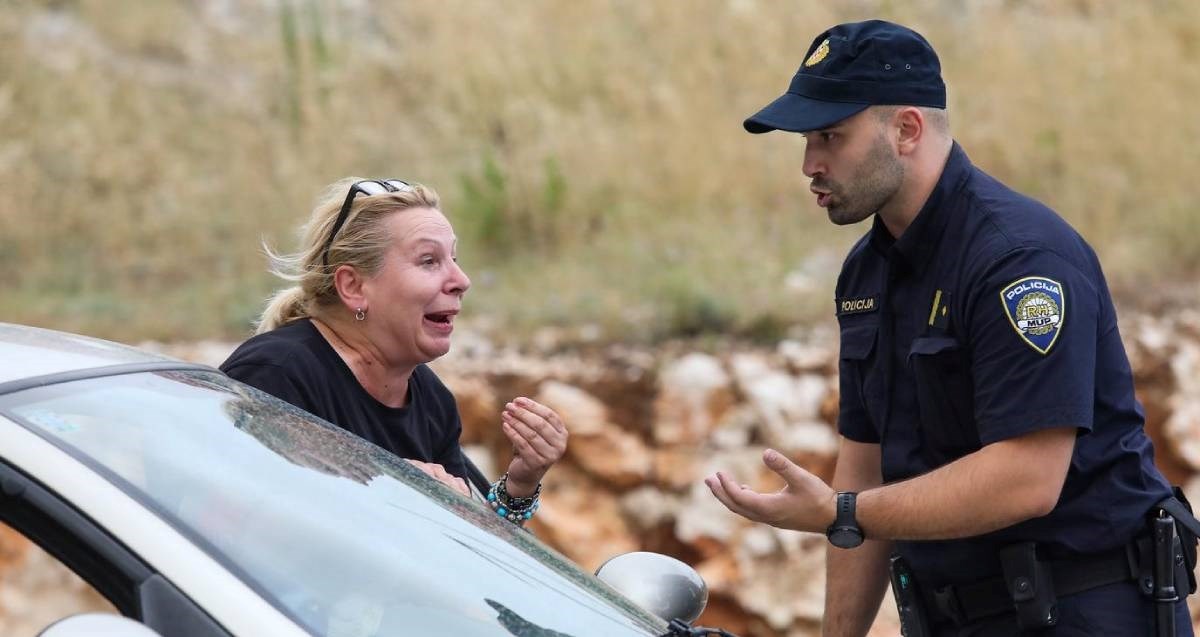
[1164,487,1199,595]
[998,542,1059,630]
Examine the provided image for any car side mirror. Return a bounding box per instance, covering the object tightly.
[37,613,165,637]
[595,551,708,623]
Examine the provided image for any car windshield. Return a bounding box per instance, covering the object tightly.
[0,370,665,637]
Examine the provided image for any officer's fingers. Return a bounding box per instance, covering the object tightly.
[762,449,821,492]
[453,477,471,498]
[705,474,758,520]
[714,471,773,518]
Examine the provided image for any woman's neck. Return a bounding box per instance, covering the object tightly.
[310,316,414,408]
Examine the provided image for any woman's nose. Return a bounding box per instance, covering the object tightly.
[448,260,471,295]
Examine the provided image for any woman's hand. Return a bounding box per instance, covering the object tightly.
[406,459,471,498]
[501,397,568,497]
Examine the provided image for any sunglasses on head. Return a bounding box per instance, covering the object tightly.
[320,179,413,266]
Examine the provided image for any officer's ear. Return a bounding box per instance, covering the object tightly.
[893,106,925,156]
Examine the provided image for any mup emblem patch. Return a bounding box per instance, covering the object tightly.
[1001,276,1064,355]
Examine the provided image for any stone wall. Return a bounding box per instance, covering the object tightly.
[2,310,1199,635]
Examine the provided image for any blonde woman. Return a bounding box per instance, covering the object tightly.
[221,178,566,525]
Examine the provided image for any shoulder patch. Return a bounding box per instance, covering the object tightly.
[1000,276,1064,355]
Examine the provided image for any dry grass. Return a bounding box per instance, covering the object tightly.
[1,0,1197,343]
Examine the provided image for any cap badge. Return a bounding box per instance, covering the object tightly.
[805,38,831,67]
[1000,276,1064,355]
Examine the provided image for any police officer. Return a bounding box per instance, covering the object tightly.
[705,20,1196,636]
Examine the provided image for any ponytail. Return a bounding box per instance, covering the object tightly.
[256,285,309,334]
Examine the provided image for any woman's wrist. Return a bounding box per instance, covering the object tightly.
[487,473,541,524]
[504,474,540,497]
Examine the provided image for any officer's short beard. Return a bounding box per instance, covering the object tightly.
[823,131,906,226]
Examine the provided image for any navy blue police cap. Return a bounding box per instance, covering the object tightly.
[744,20,946,134]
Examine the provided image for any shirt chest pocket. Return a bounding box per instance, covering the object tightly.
[840,322,886,436]
[908,336,980,465]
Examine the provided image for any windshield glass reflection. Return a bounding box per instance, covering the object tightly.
[0,371,662,637]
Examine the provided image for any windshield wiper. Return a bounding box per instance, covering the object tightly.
[660,618,739,637]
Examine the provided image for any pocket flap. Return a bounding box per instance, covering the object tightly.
[908,335,959,358]
[839,323,877,360]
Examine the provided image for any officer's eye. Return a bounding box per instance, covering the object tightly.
[820,132,837,143]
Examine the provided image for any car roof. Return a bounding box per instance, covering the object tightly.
[0,323,175,385]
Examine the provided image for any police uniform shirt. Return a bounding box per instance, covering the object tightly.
[835,142,1173,589]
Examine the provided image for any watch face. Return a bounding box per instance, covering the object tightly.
[828,527,864,549]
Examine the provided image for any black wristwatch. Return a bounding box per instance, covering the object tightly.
[826,491,864,548]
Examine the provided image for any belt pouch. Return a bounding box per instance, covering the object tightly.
[999,542,1059,630]
[889,554,932,637]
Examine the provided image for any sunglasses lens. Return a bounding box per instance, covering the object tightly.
[384,180,412,192]
[357,181,388,196]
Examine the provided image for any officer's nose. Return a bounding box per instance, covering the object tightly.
[802,146,824,179]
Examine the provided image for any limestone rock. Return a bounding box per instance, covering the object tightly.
[654,353,735,445]
[619,486,681,531]
[529,465,637,572]
[535,380,609,435]
[537,380,651,489]
[436,373,498,446]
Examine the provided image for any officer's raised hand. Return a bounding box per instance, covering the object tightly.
[705,448,836,533]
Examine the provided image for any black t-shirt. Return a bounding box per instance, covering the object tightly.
[219,319,487,492]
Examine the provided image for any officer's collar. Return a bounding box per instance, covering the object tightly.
[869,141,971,275]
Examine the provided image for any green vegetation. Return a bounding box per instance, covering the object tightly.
[2,0,1197,343]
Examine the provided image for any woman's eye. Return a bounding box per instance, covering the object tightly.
[821,132,836,142]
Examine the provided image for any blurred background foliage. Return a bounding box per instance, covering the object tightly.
[1,0,1197,343]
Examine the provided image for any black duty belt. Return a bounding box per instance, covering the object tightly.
[923,541,1147,626]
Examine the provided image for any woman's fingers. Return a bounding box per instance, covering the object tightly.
[502,412,558,460]
[406,459,469,497]
[503,399,567,454]
[512,397,567,434]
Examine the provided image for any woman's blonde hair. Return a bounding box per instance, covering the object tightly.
[256,178,441,334]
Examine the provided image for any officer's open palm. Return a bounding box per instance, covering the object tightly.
[705,449,836,533]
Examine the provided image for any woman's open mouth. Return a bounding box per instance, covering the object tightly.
[423,310,457,334]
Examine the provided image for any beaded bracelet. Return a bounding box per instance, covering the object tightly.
[487,473,541,523]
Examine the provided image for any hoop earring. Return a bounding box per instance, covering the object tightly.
[355,308,366,321]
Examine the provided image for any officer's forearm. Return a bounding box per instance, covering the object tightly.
[823,538,893,637]
[822,437,892,636]
[855,426,1075,540]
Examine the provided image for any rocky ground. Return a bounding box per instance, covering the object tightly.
[3,309,1200,635]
